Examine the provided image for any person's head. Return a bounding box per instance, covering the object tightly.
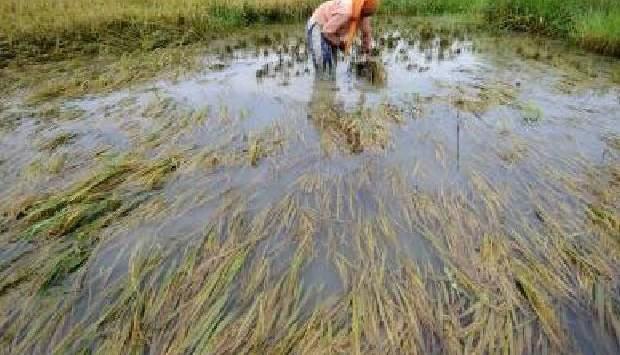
[345,0,380,52]
[352,0,379,19]
[361,0,379,17]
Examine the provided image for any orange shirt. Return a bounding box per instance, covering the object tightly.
[311,0,372,50]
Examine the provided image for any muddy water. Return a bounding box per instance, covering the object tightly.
[1,22,619,353]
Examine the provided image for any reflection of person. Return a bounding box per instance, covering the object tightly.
[308,74,368,153]
[306,0,379,76]
[308,77,345,151]
[308,78,340,129]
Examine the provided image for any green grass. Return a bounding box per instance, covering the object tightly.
[0,0,323,63]
[486,0,620,56]
[1,0,618,63]
[381,0,487,15]
[574,8,620,56]
[0,154,179,295]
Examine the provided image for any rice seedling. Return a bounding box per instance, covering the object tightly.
[453,81,518,116]
[521,102,543,123]
[2,147,620,353]
[0,153,179,296]
[23,153,69,180]
[1,8,619,355]
[310,98,404,154]
[38,132,78,152]
[21,45,203,104]
[352,59,388,86]
[0,0,618,66]
[497,137,528,165]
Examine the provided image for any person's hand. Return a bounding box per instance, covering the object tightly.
[362,42,373,55]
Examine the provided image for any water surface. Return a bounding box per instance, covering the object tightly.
[1,21,619,354]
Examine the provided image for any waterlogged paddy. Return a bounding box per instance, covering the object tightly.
[1,21,619,354]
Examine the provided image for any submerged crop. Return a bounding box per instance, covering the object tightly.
[0,22,619,355]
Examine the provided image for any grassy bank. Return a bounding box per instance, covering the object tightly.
[486,0,620,56]
[0,0,319,63]
[1,0,619,65]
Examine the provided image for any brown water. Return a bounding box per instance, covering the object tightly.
[0,22,619,354]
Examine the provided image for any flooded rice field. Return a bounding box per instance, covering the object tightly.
[1,20,619,354]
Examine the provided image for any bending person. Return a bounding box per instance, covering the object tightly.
[306,0,379,77]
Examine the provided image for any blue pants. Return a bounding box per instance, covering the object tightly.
[307,20,337,76]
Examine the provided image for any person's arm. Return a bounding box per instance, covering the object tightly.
[360,16,372,53]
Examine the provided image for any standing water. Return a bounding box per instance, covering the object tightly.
[1,20,619,354]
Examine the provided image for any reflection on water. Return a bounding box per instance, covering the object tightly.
[1,22,619,354]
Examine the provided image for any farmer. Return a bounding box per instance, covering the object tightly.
[307,0,379,76]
